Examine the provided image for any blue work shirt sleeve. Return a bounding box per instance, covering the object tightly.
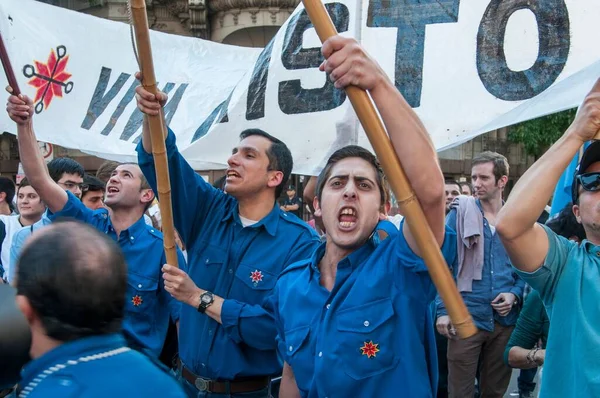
[47,191,96,223]
[396,220,457,302]
[136,128,224,249]
[514,224,573,312]
[435,210,459,318]
[221,230,318,350]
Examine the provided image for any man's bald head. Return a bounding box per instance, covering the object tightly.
[16,221,127,342]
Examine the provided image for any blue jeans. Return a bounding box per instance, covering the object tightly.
[174,368,271,398]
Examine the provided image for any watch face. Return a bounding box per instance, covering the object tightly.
[201,294,212,304]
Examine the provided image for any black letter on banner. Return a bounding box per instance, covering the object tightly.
[246,40,274,121]
[367,0,460,108]
[477,0,570,101]
[121,83,188,142]
[131,83,189,144]
[81,67,130,129]
[191,91,233,143]
[278,3,349,115]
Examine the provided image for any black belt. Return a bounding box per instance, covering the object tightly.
[177,360,270,394]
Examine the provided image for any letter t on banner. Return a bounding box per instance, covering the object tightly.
[301,0,476,338]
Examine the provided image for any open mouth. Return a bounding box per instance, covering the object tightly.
[226,170,241,179]
[338,207,357,228]
[107,186,120,194]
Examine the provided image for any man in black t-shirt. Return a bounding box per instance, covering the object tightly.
[280,185,302,218]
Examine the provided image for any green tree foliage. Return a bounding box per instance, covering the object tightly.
[508,108,577,158]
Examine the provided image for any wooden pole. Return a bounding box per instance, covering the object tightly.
[129,0,178,267]
[302,0,476,338]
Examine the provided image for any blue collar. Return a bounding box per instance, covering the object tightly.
[21,334,126,383]
[107,215,148,244]
[221,202,280,237]
[309,235,377,273]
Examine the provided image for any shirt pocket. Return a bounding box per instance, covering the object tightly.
[125,273,160,336]
[233,263,277,301]
[335,298,399,380]
[283,325,312,387]
[194,244,227,290]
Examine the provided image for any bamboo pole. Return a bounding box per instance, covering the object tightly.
[302,0,476,338]
[129,0,178,267]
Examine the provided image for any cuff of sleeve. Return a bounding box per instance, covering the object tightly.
[221,299,244,343]
[436,307,448,319]
[509,287,523,303]
[135,128,178,165]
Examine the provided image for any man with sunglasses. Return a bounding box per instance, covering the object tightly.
[496,78,600,397]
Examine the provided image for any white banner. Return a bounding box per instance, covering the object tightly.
[0,0,599,174]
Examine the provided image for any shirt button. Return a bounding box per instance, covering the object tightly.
[138,284,142,288]
[229,269,233,274]
[289,346,293,352]
[209,330,213,335]
[326,304,330,310]
[201,363,206,367]
[151,229,154,233]
[596,252,600,257]
[318,351,322,357]
[130,236,134,240]
[206,259,210,264]
[364,321,370,327]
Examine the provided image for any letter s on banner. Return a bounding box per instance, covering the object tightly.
[278,2,349,115]
[477,0,570,101]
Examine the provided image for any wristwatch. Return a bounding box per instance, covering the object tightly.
[197,291,214,313]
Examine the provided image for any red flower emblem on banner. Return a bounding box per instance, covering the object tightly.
[250,270,263,284]
[131,295,143,307]
[23,45,74,114]
[360,341,380,358]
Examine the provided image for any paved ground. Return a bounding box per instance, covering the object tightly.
[504,368,541,397]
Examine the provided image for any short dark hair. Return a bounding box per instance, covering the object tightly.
[459,182,472,195]
[17,177,31,193]
[16,221,127,342]
[444,179,460,189]
[47,158,85,183]
[0,176,16,208]
[83,174,105,192]
[316,145,389,208]
[96,160,120,184]
[239,129,293,198]
[472,151,509,182]
[546,203,586,242]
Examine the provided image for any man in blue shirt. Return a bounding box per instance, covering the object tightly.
[6,93,184,358]
[496,79,600,397]
[9,157,85,282]
[135,75,319,396]
[12,221,185,397]
[271,36,455,398]
[436,151,524,398]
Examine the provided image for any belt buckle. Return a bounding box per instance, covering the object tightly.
[194,377,210,391]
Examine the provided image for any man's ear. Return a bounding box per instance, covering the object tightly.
[140,189,155,207]
[16,295,35,326]
[0,191,6,203]
[313,196,322,218]
[267,171,284,190]
[498,175,509,190]
[573,204,582,224]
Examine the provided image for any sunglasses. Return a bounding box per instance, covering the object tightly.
[576,172,600,198]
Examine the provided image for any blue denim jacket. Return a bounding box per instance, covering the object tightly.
[437,200,524,331]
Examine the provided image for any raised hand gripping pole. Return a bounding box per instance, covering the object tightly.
[302,0,476,338]
[129,0,178,267]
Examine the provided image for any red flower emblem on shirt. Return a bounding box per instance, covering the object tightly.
[360,341,380,358]
[250,270,263,284]
[131,295,143,307]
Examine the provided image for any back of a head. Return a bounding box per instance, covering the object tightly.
[316,145,389,207]
[239,129,293,198]
[47,158,85,183]
[546,203,587,242]
[0,176,16,206]
[96,160,121,184]
[16,221,127,342]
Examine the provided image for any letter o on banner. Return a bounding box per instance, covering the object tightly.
[476,0,570,101]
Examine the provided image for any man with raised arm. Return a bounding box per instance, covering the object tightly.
[496,79,600,397]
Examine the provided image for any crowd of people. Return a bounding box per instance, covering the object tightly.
[1,35,599,398]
